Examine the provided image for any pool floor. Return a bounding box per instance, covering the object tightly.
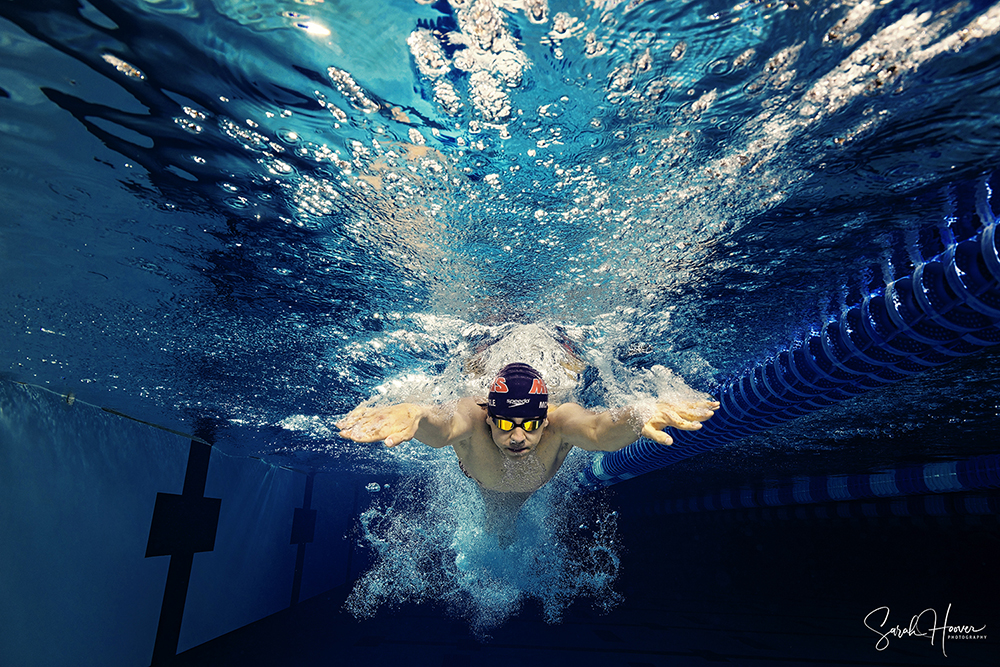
[172,583,991,667]
[173,496,998,667]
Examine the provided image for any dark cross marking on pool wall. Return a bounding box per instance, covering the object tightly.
[290,472,317,606]
[146,435,221,666]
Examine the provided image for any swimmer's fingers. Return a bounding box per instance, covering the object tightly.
[335,404,376,430]
[640,400,719,446]
[653,405,706,431]
[685,398,720,411]
[339,405,422,447]
[337,422,381,443]
[336,406,380,436]
[335,413,363,432]
[641,422,674,446]
[337,411,396,443]
[656,399,718,424]
[673,400,719,423]
[382,425,418,448]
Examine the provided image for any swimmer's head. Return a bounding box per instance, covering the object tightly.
[487,362,548,420]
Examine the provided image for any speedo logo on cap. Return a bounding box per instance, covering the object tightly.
[507,398,530,407]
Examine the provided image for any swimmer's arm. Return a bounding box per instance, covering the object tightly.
[413,397,484,448]
[552,399,718,451]
[336,397,483,449]
[550,403,646,452]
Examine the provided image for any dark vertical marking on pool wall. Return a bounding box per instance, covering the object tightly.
[290,472,317,606]
[146,439,221,666]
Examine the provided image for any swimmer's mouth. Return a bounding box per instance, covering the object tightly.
[507,445,529,454]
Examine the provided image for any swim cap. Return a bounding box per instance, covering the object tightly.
[487,362,548,419]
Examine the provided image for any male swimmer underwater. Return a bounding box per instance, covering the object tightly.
[337,362,718,545]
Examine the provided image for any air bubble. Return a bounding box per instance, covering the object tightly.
[345,455,623,632]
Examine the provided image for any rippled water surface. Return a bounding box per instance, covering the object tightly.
[3,0,1000,486]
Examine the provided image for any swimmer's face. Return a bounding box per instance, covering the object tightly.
[487,414,547,459]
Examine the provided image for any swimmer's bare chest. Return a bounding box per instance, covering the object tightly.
[453,428,570,494]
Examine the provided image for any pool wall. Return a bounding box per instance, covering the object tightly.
[0,378,367,666]
[3,375,997,665]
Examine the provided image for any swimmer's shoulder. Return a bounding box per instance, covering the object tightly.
[463,396,488,416]
[448,397,488,451]
[545,403,600,447]
[544,402,583,426]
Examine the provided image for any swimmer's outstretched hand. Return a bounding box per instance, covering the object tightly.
[640,398,720,446]
[336,403,423,447]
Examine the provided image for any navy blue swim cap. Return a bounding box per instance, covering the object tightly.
[487,363,548,419]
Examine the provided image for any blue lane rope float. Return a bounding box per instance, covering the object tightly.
[633,453,1000,517]
[582,173,1000,490]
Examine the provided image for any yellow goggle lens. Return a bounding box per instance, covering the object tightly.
[493,417,542,432]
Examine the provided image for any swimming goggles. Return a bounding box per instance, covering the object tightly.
[491,416,543,432]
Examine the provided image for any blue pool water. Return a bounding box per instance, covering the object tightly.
[4,0,999,476]
[2,0,999,663]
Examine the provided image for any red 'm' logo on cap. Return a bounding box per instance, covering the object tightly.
[529,378,547,394]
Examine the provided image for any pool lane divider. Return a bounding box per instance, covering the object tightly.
[583,173,1000,490]
[634,453,1000,517]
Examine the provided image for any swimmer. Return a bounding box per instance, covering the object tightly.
[337,362,718,546]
